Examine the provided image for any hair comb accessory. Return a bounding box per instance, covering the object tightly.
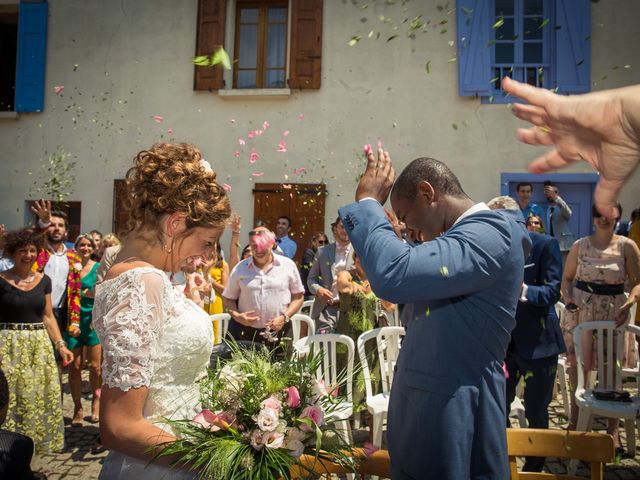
[200,159,213,173]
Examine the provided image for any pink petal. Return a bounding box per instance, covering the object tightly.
[278,141,287,153]
[298,114,304,120]
[255,129,264,136]
[293,167,306,175]
[363,442,380,457]
[248,132,255,139]
[223,183,232,191]
[167,128,174,135]
[252,172,264,177]
[234,151,240,158]
[249,151,260,163]
[53,85,64,95]
[262,121,270,130]
[238,139,246,146]
[282,130,290,137]
[282,184,292,189]
[153,115,164,123]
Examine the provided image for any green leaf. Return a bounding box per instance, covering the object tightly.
[493,18,504,29]
[451,123,458,130]
[461,7,473,14]
[387,34,398,42]
[425,60,431,74]
[211,47,231,70]
[348,35,362,46]
[193,55,211,66]
[539,18,550,29]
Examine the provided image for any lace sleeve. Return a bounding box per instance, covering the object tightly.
[97,270,167,391]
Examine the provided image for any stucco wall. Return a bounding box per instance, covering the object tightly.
[0,0,638,246]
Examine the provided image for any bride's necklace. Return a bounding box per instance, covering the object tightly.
[9,270,36,284]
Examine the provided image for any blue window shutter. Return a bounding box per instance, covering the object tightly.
[15,1,48,112]
[554,0,590,94]
[457,0,491,96]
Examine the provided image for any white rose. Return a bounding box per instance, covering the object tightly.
[74,262,83,271]
[263,431,285,449]
[250,429,265,450]
[256,408,279,432]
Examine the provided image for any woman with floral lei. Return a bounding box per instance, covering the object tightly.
[93,143,230,479]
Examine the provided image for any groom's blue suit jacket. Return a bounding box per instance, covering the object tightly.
[339,200,530,480]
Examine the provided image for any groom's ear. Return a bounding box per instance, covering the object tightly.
[417,181,436,205]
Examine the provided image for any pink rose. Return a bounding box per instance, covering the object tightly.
[299,405,324,431]
[285,386,301,408]
[260,396,282,412]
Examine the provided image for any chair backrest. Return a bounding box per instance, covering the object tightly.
[554,301,565,320]
[291,448,390,478]
[210,313,230,345]
[305,333,355,402]
[290,314,315,344]
[357,327,405,399]
[573,321,640,392]
[507,428,614,480]
[301,299,314,316]
[380,309,400,327]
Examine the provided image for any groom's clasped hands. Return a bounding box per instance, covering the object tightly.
[355,147,396,204]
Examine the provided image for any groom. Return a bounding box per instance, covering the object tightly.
[339,150,530,479]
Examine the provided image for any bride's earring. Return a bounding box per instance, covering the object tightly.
[163,238,174,254]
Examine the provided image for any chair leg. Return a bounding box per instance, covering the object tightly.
[569,408,591,476]
[625,418,636,456]
[372,412,384,448]
[557,363,571,420]
[335,419,355,480]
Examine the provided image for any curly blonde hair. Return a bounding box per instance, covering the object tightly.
[124,143,231,240]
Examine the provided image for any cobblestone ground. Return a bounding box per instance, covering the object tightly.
[31,371,640,479]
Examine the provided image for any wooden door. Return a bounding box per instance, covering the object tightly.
[26,200,81,243]
[253,183,326,264]
[112,179,129,238]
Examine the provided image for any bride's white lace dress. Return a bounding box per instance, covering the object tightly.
[93,267,213,479]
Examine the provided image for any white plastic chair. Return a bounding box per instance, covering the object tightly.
[621,301,639,390]
[357,327,405,447]
[553,302,571,420]
[509,393,527,429]
[210,313,230,345]
[573,321,640,457]
[290,314,315,355]
[301,299,314,316]
[303,334,355,447]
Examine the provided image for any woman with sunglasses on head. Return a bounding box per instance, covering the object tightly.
[300,232,329,298]
[67,234,102,427]
[561,204,640,450]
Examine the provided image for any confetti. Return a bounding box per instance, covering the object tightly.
[252,172,264,177]
[282,184,292,189]
[298,114,304,120]
[282,130,290,137]
[248,131,255,139]
[238,139,246,146]
[348,35,362,46]
[249,151,260,163]
[230,118,236,123]
[440,266,449,277]
[152,115,164,123]
[262,121,270,130]
[54,85,64,95]
[167,128,174,135]
[234,151,240,158]
[425,61,431,74]
[493,18,504,29]
[222,183,232,191]
[255,129,263,136]
[278,141,287,153]
[293,167,306,175]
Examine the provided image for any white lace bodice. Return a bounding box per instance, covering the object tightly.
[94,267,213,430]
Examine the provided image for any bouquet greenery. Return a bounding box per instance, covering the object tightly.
[154,344,358,479]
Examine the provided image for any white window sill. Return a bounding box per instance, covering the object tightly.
[218,88,291,98]
[0,111,19,119]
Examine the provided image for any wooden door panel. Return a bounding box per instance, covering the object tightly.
[113,179,129,238]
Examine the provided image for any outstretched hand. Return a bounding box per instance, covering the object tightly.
[355,148,395,205]
[503,77,640,218]
[31,199,52,224]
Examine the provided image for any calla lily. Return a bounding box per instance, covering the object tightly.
[285,386,301,408]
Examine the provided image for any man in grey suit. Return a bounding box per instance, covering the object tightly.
[544,181,574,254]
[307,217,353,332]
[339,151,530,479]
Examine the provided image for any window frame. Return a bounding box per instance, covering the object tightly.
[232,0,288,89]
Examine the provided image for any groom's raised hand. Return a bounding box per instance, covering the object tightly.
[355,148,395,204]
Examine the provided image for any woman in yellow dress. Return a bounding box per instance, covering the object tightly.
[206,243,229,315]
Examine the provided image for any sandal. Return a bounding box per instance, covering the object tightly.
[91,436,107,454]
[71,407,84,427]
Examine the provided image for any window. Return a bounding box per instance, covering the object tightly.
[234,2,287,89]
[457,0,591,101]
[0,2,48,112]
[194,0,323,91]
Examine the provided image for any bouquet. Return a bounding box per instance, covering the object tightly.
[154,344,358,479]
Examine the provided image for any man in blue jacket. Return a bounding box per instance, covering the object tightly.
[339,150,530,479]
[489,196,566,472]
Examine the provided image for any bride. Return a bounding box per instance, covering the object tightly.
[93,143,231,479]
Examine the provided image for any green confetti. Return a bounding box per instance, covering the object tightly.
[348,35,362,46]
[425,61,431,74]
[387,34,398,42]
[211,47,231,69]
[193,55,210,66]
[524,371,534,380]
[461,7,473,15]
[490,76,499,84]
[452,123,458,130]
[493,18,504,29]
[440,29,448,34]
[440,266,449,277]
[425,307,430,317]
[539,18,550,29]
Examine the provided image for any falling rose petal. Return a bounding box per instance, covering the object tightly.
[283,184,292,189]
[377,140,384,149]
[230,118,236,123]
[363,144,373,155]
[252,172,264,177]
[293,167,306,175]
[54,85,64,95]
[167,128,174,135]
[153,115,164,123]
[248,132,255,139]
[255,129,264,136]
[284,174,289,180]
[278,141,287,153]
[298,113,304,120]
[234,151,240,158]
[262,121,270,130]
[282,130,290,137]
[223,183,232,191]
[238,139,246,146]
[249,151,260,163]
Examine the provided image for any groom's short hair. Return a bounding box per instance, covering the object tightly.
[392,157,468,200]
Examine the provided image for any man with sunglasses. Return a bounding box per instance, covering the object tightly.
[222,227,304,346]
